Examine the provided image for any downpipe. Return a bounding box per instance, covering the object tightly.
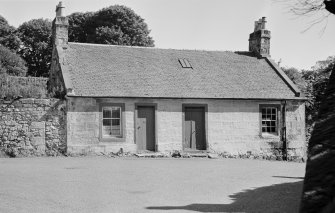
[281,100,287,161]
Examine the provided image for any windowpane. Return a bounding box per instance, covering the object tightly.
[111,119,121,135]
[262,108,266,114]
[272,108,276,114]
[103,119,111,126]
[271,114,276,120]
[103,108,112,118]
[112,107,121,118]
[266,108,271,114]
[271,127,276,132]
[267,126,271,132]
[112,119,120,126]
[270,121,276,127]
[102,119,111,136]
[266,121,271,127]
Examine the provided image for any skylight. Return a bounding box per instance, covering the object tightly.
[178,59,192,68]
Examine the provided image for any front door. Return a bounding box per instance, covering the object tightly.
[136,106,155,151]
[184,107,206,150]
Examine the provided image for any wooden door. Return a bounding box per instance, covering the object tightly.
[184,107,206,150]
[137,106,155,151]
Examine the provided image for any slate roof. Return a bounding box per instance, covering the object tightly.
[59,42,301,99]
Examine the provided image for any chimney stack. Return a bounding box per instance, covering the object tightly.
[52,1,69,47]
[249,17,271,57]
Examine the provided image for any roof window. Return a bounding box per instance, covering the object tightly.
[178,59,192,68]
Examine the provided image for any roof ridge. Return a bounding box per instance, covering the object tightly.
[68,42,243,54]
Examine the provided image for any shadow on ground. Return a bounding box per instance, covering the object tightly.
[146,180,303,213]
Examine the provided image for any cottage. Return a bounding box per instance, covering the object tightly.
[49,2,306,159]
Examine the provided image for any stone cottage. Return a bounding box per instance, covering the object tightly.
[49,2,306,159]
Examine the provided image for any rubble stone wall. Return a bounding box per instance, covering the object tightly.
[0,98,66,157]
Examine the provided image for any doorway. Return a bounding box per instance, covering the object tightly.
[183,106,206,150]
[136,106,156,151]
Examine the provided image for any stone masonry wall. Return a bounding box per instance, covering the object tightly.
[67,97,306,160]
[0,98,66,157]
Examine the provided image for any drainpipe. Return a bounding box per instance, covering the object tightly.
[281,100,287,161]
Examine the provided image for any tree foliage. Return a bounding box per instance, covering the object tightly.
[0,46,27,76]
[68,12,93,43]
[302,56,334,123]
[68,5,154,46]
[282,67,306,92]
[17,18,52,77]
[0,15,21,51]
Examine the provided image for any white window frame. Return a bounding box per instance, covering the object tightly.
[99,103,125,142]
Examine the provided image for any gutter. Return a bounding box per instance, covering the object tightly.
[65,95,308,101]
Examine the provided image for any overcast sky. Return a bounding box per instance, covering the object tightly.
[1,0,334,70]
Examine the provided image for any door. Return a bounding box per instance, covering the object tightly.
[184,107,206,150]
[136,106,155,151]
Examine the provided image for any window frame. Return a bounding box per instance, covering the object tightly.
[99,103,126,142]
[259,104,281,137]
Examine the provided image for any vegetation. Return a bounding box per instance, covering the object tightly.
[17,19,53,77]
[0,46,27,76]
[68,5,154,46]
[0,15,20,51]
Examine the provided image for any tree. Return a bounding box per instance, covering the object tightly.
[68,5,154,47]
[17,18,52,77]
[0,15,21,51]
[282,67,306,92]
[0,46,27,76]
[302,56,334,122]
[68,12,93,43]
[295,1,335,212]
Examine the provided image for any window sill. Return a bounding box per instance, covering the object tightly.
[260,133,280,139]
[99,137,126,143]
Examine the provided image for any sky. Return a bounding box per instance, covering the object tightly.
[1,0,335,70]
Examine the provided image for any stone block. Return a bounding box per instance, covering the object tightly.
[34,99,50,106]
[21,99,34,104]
[36,144,46,153]
[31,121,45,129]
[31,137,45,146]
[208,153,219,159]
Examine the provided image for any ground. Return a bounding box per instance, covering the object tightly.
[0,157,305,213]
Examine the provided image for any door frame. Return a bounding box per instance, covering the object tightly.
[135,103,158,151]
[182,104,208,151]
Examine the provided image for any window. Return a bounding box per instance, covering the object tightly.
[102,106,122,137]
[178,59,192,68]
[260,105,279,135]
[99,103,125,142]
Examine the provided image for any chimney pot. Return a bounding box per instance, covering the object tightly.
[56,1,65,17]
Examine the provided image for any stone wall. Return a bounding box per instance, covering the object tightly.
[67,97,306,160]
[0,98,66,157]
